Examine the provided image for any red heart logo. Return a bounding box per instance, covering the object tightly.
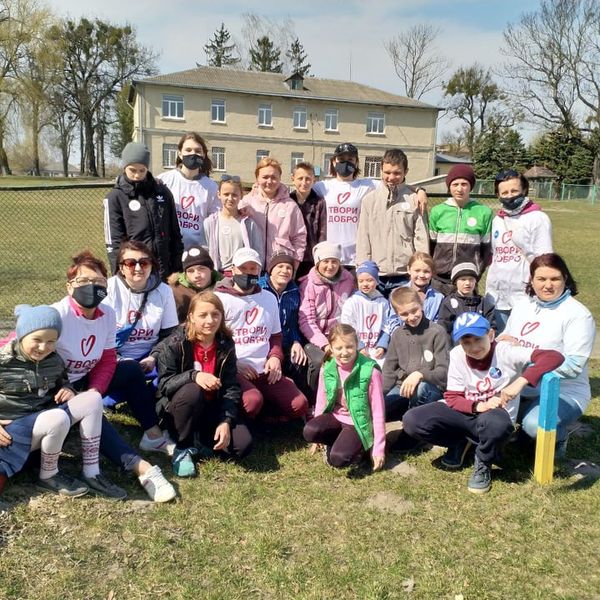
[501,231,512,244]
[127,310,139,325]
[81,335,96,357]
[476,377,492,393]
[245,307,259,325]
[520,321,540,336]
[181,195,195,209]
[337,192,351,205]
[365,314,377,330]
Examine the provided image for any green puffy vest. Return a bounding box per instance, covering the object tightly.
[323,353,380,450]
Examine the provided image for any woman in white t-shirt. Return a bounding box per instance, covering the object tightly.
[53,250,176,502]
[157,132,220,249]
[502,253,595,457]
[312,143,375,268]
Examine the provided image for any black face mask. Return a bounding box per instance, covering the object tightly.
[500,194,526,211]
[233,274,259,291]
[334,161,356,178]
[72,284,107,309]
[181,154,205,172]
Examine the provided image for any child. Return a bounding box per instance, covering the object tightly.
[340,261,399,364]
[303,324,386,471]
[155,291,252,477]
[402,313,564,494]
[299,241,356,391]
[157,132,220,249]
[383,288,449,423]
[485,170,553,332]
[240,158,307,269]
[438,262,496,338]
[290,162,327,279]
[104,142,183,280]
[0,305,124,498]
[204,174,264,274]
[405,252,444,322]
[429,165,493,294]
[356,148,429,295]
[168,246,222,323]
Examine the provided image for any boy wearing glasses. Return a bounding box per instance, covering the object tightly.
[203,175,263,274]
[485,170,553,332]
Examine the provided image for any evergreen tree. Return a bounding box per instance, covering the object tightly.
[203,23,240,68]
[249,36,283,73]
[529,127,594,184]
[285,38,311,76]
[473,122,529,178]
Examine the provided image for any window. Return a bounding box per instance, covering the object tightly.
[293,106,307,129]
[324,109,338,132]
[364,156,383,179]
[162,144,178,168]
[211,146,225,171]
[256,149,270,163]
[291,152,304,172]
[211,99,225,123]
[366,112,385,134]
[323,153,334,176]
[162,94,184,119]
[258,104,272,126]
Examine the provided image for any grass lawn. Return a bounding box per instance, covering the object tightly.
[0,189,599,599]
[0,367,599,600]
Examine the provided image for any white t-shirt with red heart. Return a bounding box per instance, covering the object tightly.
[214,289,281,374]
[52,296,117,384]
[446,341,534,422]
[504,296,594,411]
[313,178,375,266]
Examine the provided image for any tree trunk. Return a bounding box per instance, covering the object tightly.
[79,121,84,175]
[31,103,40,177]
[83,113,98,177]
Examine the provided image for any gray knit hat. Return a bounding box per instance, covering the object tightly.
[14,304,62,341]
[121,142,150,168]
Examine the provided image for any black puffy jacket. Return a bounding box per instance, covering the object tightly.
[103,172,183,280]
[154,327,240,425]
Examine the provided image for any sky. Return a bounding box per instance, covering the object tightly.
[43,0,544,141]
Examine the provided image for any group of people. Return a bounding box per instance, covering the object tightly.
[0,133,595,499]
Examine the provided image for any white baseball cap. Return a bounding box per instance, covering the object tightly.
[232,247,262,268]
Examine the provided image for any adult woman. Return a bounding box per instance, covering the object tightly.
[103,240,179,453]
[502,253,595,456]
[158,132,220,249]
[312,143,375,268]
[155,291,252,477]
[240,158,306,269]
[485,170,553,332]
[104,142,183,280]
[52,250,176,502]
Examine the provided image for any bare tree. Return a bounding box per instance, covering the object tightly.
[240,13,296,72]
[385,24,450,99]
[501,0,600,182]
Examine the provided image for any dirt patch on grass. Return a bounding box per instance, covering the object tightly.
[365,492,415,515]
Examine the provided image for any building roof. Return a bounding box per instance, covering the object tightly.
[436,153,473,164]
[524,165,558,179]
[133,66,439,111]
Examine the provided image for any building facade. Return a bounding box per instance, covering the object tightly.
[130,67,439,184]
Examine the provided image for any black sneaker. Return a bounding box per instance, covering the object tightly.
[81,473,127,501]
[441,439,473,469]
[37,472,89,497]
[467,456,492,494]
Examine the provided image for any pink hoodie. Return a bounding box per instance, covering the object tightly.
[240,183,307,265]
[298,266,356,348]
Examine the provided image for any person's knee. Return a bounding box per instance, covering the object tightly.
[242,389,263,418]
[401,407,420,438]
[232,425,252,459]
[520,410,539,439]
[289,392,308,418]
[46,410,71,437]
[328,446,358,468]
[478,410,514,441]
[415,382,442,405]
[303,419,321,443]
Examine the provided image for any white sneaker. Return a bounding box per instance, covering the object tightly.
[139,432,176,457]
[138,465,176,503]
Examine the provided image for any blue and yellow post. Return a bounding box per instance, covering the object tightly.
[533,372,560,484]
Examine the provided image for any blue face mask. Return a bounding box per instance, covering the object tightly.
[334,161,356,178]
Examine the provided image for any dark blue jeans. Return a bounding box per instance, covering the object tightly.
[384,381,443,422]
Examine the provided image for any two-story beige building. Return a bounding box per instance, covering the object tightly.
[129,66,440,183]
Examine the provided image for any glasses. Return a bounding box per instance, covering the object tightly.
[120,258,152,270]
[69,276,107,286]
[221,174,241,183]
[495,169,520,181]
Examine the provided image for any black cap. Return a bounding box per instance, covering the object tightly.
[333,142,358,157]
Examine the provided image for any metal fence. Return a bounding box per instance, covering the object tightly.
[474,179,599,202]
